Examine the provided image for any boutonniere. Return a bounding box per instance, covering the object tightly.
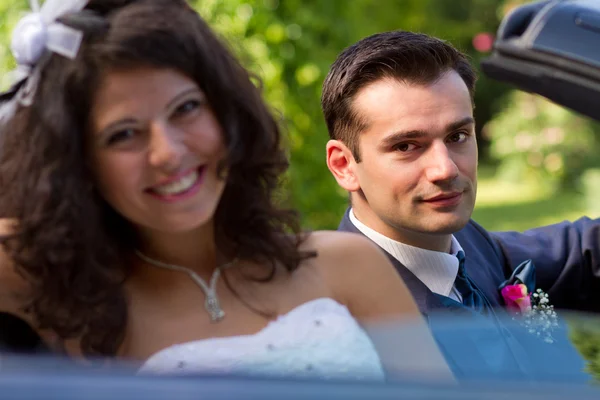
[499,260,559,343]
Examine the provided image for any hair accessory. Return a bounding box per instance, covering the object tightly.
[0,0,89,120]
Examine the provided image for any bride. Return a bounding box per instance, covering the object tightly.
[0,0,450,381]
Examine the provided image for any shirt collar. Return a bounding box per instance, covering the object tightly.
[349,208,462,298]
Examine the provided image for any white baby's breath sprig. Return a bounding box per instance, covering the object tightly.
[521,289,559,343]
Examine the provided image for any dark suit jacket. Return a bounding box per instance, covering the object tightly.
[339,208,600,316]
[338,209,598,380]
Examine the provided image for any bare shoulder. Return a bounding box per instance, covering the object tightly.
[298,231,394,285]
[0,218,28,314]
[300,230,420,322]
[299,231,452,380]
[299,230,387,267]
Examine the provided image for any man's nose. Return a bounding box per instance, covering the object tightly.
[423,142,459,183]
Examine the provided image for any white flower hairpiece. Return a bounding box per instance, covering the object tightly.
[0,0,89,121]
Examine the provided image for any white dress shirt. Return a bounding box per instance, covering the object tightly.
[350,208,463,301]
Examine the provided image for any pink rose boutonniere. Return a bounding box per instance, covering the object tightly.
[499,260,559,343]
[501,284,532,313]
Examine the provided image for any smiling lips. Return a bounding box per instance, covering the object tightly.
[422,191,464,208]
[147,166,206,201]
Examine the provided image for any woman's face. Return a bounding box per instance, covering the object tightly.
[88,67,227,235]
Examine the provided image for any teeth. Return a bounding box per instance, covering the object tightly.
[153,170,199,195]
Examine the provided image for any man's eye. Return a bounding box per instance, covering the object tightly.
[448,132,468,143]
[394,143,417,152]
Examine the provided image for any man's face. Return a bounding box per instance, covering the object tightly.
[348,71,477,245]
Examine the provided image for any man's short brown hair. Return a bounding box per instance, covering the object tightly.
[321,30,477,161]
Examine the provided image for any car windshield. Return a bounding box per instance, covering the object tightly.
[2,311,600,399]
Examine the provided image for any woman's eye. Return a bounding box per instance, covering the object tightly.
[107,128,136,145]
[175,99,201,115]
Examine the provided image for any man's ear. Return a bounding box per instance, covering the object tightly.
[326,140,361,192]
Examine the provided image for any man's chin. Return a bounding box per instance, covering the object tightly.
[422,214,471,235]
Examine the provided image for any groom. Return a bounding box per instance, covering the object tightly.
[322,30,600,379]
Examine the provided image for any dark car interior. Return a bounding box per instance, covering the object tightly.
[0,313,47,354]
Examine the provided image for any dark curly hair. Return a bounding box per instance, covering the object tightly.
[0,0,312,357]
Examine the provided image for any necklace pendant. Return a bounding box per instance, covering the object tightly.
[205,294,225,323]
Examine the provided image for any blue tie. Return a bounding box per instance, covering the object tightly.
[454,251,487,312]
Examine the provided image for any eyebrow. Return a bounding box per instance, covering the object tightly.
[95,87,201,139]
[379,116,475,149]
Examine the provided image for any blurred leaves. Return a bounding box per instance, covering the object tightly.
[569,318,600,382]
[486,91,600,190]
[188,0,510,229]
[0,2,25,89]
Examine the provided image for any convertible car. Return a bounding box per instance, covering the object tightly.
[481,0,600,122]
[1,0,600,398]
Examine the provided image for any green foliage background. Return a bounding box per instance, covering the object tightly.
[0,0,513,229]
[569,317,600,383]
[191,0,514,229]
[2,0,599,231]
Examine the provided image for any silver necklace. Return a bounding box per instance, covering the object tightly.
[134,250,238,323]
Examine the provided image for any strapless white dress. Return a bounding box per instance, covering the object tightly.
[137,298,385,381]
